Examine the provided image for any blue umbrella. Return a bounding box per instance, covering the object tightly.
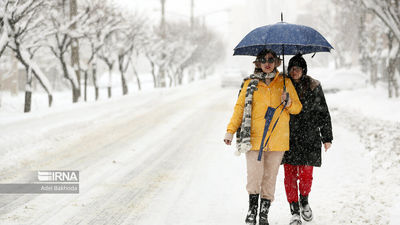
[234,19,333,90]
[233,22,333,56]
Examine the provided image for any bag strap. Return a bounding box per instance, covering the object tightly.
[257,100,288,161]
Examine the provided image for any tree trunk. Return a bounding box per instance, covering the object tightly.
[121,73,128,95]
[108,67,112,98]
[24,67,33,113]
[388,59,395,98]
[70,0,81,99]
[173,69,179,86]
[14,47,52,112]
[367,58,378,87]
[371,64,378,87]
[24,91,32,113]
[132,67,141,91]
[92,62,99,100]
[95,87,99,100]
[108,87,112,98]
[394,50,400,98]
[60,57,79,102]
[395,61,400,98]
[31,70,53,108]
[393,74,399,98]
[48,95,53,107]
[149,60,157,88]
[72,88,79,102]
[158,67,166,87]
[177,67,184,85]
[84,70,88,101]
[387,32,397,98]
[189,68,195,83]
[167,70,173,87]
[118,57,128,95]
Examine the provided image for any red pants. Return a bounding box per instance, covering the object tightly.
[284,164,314,203]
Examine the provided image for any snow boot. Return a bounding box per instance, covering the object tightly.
[245,194,259,225]
[289,201,302,225]
[259,198,271,225]
[299,194,313,222]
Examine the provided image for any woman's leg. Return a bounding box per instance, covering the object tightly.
[298,165,313,197]
[245,151,264,195]
[284,164,299,203]
[298,165,314,221]
[260,151,285,201]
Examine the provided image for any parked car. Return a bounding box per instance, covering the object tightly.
[220,69,249,88]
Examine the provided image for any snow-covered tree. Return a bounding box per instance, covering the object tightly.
[98,32,118,98]
[2,0,53,112]
[142,29,163,88]
[162,21,196,86]
[45,0,90,103]
[143,21,224,87]
[318,0,361,68]
[0,12,9,58]
[189,25,225,81]
[77,0,119,100]
[350,0,400,97]
[361,0,400,42]
[328,0,400,97]
[115,12,146,95]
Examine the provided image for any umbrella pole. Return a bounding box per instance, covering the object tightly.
[282,44,289,104]
[282,44,286,92]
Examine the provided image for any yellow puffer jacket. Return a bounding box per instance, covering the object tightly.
[227,72,302,152]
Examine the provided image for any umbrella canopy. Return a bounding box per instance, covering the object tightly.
[233,22,333,56]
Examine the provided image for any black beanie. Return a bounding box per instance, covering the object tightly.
[288,54,307,75]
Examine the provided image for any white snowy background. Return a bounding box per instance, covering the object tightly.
[0,0,399,225]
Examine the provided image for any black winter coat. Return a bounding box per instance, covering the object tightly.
[282,75,333,167]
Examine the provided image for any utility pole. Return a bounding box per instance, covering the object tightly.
[161,0,166,38]
[190,0,194,29]
[70,0,81,102]
[159,0,166,87]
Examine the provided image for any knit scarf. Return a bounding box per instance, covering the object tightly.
[235,72,275,156]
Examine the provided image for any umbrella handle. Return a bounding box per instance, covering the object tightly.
[282,92,289,105]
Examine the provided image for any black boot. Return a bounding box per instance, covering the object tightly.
[289,202,302,225]
[299,194,313,221]
[259,198,271,225]
[245,194,259,225]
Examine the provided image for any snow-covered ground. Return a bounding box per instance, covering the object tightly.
[0,67,399,225]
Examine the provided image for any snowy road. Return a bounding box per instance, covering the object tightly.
[0,78,399,225]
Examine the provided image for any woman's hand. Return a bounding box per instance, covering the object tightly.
[281,91,291,106]
[324,142,332,152]
[224,132,233,145]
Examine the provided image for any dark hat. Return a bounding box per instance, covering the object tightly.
[288,54,307,75]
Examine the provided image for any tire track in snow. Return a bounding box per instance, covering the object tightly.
[0,82,223,224]
[62,90,226,225]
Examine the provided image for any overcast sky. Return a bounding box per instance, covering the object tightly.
[114,0,243,30]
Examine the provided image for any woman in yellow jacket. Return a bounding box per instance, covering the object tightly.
[223,49,302,225]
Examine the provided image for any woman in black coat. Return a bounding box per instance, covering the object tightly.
[281,54,333,225]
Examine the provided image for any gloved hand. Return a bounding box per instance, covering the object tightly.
[223,132,233,145]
